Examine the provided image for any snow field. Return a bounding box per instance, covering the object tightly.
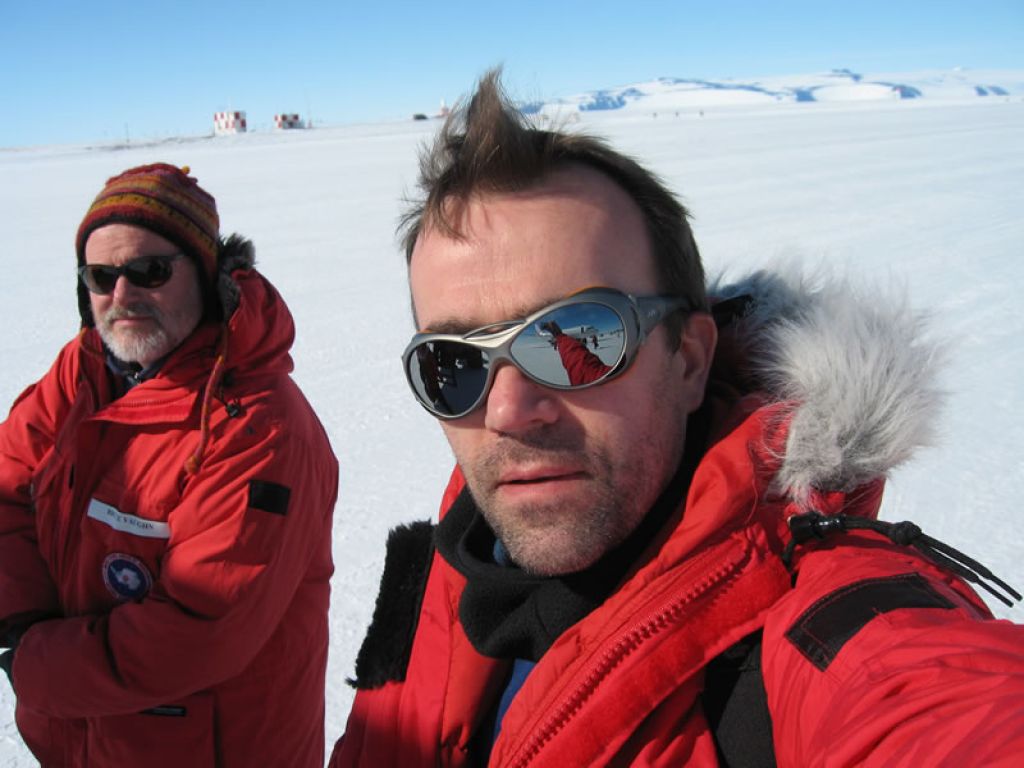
[0,95,1021,765]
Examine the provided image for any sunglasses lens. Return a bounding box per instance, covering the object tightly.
[80,265,119,295]
[125,256,175,289]
[510,302,625,386]
[407,340,492,418]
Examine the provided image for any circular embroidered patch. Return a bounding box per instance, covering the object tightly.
[102,553,153,601]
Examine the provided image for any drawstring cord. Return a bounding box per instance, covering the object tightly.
[783,511,1022,608]
[184,330,232,475]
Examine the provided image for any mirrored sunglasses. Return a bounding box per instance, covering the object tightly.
[78,253,185,295]
[403,287,691,420]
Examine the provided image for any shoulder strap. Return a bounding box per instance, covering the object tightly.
[702,631,777,768]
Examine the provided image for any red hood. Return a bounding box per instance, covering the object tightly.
[221,267,295,378]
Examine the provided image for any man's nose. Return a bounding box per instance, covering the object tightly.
[109,273,143,305]
[483,364,559,434]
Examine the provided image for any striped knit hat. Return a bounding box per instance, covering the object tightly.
[76,163,220,325]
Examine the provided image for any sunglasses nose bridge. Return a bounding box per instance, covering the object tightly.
[481,357,560,431]
[108,268,145,300]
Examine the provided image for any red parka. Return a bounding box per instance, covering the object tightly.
[0,257,337,767]
[331,273,1024,767]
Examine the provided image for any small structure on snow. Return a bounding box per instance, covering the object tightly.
[214,111,247,135]
[274,113,305,130]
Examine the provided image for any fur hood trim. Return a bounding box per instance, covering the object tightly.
[216,233,256,319]
[709,268,944,509]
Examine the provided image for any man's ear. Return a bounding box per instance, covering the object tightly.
[676,312,718,412]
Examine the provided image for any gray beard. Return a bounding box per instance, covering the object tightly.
[97,306,172,365]
[100,326,171,365]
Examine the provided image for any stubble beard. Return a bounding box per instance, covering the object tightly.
[465,427,656,577]
[463,350,691,577]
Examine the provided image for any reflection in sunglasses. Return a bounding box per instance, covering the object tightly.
[547,330,611,385]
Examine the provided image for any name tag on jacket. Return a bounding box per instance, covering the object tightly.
[87,498,171,539]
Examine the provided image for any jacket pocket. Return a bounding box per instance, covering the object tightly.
[86,691,215,767]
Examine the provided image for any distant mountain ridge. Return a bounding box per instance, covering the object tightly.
[520,68,1024,115]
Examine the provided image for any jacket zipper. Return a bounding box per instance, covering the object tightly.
[506,548,746,768]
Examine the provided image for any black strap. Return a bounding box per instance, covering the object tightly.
[703,631,777,768]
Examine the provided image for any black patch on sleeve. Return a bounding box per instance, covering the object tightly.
[785,573,955,671]
[142,705,187,717]
[247,480,291,516]
[349,520,436,689]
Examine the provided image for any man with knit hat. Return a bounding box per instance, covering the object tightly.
[0,163,338,767]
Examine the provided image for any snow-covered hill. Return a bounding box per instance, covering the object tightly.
[522,68,1024,117]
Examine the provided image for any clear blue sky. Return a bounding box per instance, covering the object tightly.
[2,0,1021,148]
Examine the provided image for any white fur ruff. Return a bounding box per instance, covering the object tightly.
[710,268,944,509]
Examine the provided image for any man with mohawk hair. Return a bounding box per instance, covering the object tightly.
[331,71,1024,766]
[0,163,337,767]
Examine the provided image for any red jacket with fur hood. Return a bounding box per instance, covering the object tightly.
[331,271,1024,767]
[0,240,338,767]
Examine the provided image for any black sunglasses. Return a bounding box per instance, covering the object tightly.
[78,253,185,295]
[403,287,691,420]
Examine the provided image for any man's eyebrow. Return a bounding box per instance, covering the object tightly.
[423,295,567,335]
